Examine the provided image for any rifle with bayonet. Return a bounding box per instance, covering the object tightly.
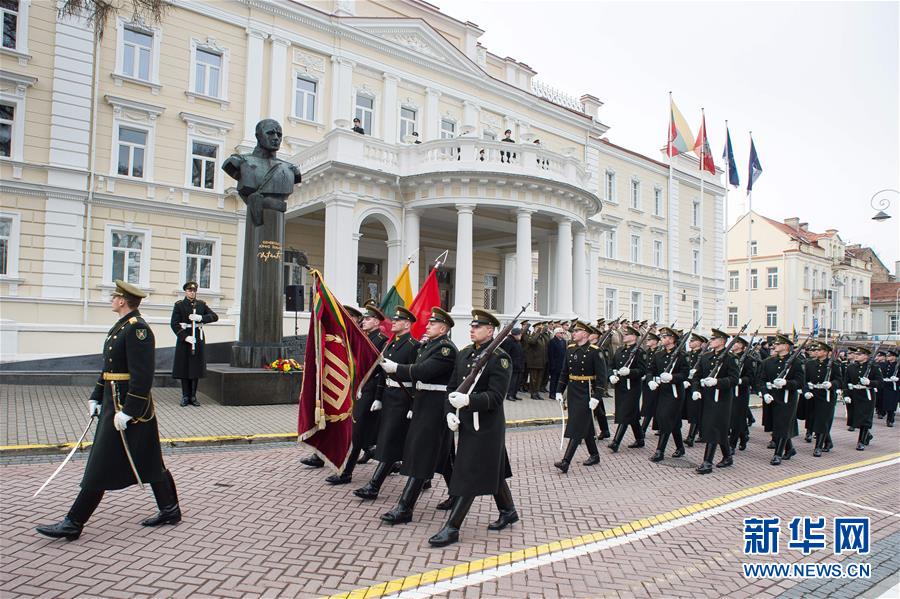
[665,319,699,373]
[737,327,762,372]
[625,322,656,369]
[710,321,750,378]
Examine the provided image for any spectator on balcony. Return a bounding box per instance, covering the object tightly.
[501,129,516,163]
[533,139,549,169]
[352,117,365,135]
[412,132,421,144]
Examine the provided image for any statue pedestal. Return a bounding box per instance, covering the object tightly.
[199,364,302,406]
[231,343,285,370]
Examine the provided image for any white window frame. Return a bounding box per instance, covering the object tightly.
[188,38,230,103]
[354,91,375,135]
[728,270,739,291]
[749,268,758,290]
[399,104,418,142]
[605,170,617,203]
[606,229,617,259]
[630,178,641,210]
[766,305,778,328]
[605,288,618,319]
[630,291,642,321]
[692,249,700,275]
[653,186,663,216]
[803,266,810,290]
[692,200,700,227]
[179,112,232,193]
[106,95,163,181]
[180,233,221,292]
[889,313,898,334]
[483,273,499,310]
[692,299,700,324]
[767,267,779,289]
[630,234,641,263]
[439,117,456,139]
[186,135,223,192]
[821,271,827,290]
[292,72,319,123]
[802,305,809,329]
[1,0,30,57]
[0,75,31,162]
[113,18,162,93]
[114,124,150,179]
[652,239,663,268]
[652,294,663,322]
[0,97,16,159]
[0,210,20,279]
[728,307,738,328]
[749,240,758,256]
[103,224,152,288]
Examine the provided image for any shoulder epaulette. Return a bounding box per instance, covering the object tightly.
[128,316,139,324]
[567,343,576,348]
[590,344,599,350]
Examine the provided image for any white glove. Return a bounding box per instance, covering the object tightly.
[773,378,787,389]
[589,397,599,410]
[823,381,833,389]
[406,410,413,420]
[804,392,814,399]
[688,368,696,378]
[763,393,774,404]
[648,381,659,391]
[845,396,852,404]
[370,399,382,412]
[185,335,196,344]
[609,375,620,385]
[381,359,398,374]
[617,367,631,377]
[88,400,101,417]
[189,313,203,322]
[807,382,814,389]
[356,390,362,400]
[890,376,898,382]
[860,377,870,386]
[702,377,717,388]
[659,372,673,383]
[765,382,773,390]
[448,391,470,409]
[113,411,132,431]
[555,393,564,403]
[683,381,691,389]
[446,412,460,432]
[691,391,701,401]
[179,322,189,330]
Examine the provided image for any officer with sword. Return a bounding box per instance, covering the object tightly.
[36,280,181,540]
[170,281,219,407]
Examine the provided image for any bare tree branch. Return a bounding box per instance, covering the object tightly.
[59,0,168,39]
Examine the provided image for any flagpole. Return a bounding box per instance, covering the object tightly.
[747,131,753,334]
[698,109,705,328]
[667,92,675,324]
[723,120,730,313]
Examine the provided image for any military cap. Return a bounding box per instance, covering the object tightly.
[691,333,708,343]
[393,306,416,322]
[596,318,606,327]
[710,328,729,341]
[659,326,681,339]
[646,332,660,342]
[429,307,455,327]
[876,350,886,357]
[363,300,386,321]
[112,279,147,299]
[470,309,499,328]
[888,348,899,357]
[623,324,641,337]
[733,335,750,347]
[773,333,794,346]
[809,341,832,352]
[511,326,522,334]
[183,281,198,291]
[343,305,363,319]
[572,320,593,333]
[852,345,871,355]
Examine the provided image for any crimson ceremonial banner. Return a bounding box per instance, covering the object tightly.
[298,270,381,472]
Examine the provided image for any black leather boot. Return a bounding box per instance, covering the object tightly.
[381,478,425,524]
[813,434,824,457]
[300,454,325,468]
[428,496,474,547]
[771,439,786,465]
[142,470,182,526]
[671,430,686,458]
[327,446,359,485]
[555,438,579,473]
[716,443,733,468]
[696,444,715,474]
[582,436,600,465]
[640,416,652,437]
[824,433,833,452]
[856,428,867,451]
[685,423,698,447]
[628,420,645,448]
[357,446,376,464]
[887,412,895,427]
[354,462,390,499]
[36,517,84,540]
[650,433,669,462]
[782,439,796,460]
[738,433,748,451]
[608,423,627,453]
[767,436,776,450]
[488,481,519,531]
[804,430,813,443]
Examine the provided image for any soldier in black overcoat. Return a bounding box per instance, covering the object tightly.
[728,335,758,453]
[170,281,219,406]
[757,334,805,465]
[802,341,841,457]
[36,281,180,540]
[682,333,707,446]
[690,328,739,474]
[882,350,899,427]
[353,306,419,500]
[380,307,457,524]
[843,346,882,450]
[553,321,607,473]
[428,310,516,547]
[639,332,661,436]
[647,327,689,462]
[607,324,647,452]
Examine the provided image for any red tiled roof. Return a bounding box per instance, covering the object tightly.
[871,282,900,302]
[757,214,837,248]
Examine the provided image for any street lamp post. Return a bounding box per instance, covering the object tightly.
[870,189,898,221]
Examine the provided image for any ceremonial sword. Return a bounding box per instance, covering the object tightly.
[34,414,96,497]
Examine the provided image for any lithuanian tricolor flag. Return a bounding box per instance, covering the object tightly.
[377,261,414,336]
[667,97,695,157]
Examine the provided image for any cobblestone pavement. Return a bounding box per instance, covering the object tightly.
[1,416,897,598]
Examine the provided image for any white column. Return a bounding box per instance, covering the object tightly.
[502,252,517,314]
[268,36,289,122]
[588,239,601,320]
[555,218,574,317]
[424,88,440,141]
[386,239,402,287]
[330,57,355,126]
[451,204,475,314]
[572,225,587,317]
[462,100,480,134]
[242,29,268,144]
[381,74,399,144]
[516,208,534,312]
[403,209,420,291]
[538,238,552,314]
[323,198,357,302]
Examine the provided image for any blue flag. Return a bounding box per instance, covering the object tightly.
[722,126,740,187]
[747,137,763,192]
[812,316,819,336]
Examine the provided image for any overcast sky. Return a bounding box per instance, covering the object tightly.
[438,0,900,269]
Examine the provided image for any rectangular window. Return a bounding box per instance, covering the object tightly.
[605,288,617,319]
[400,106,417,141]
[605,171,616,203]
[821,271,827,290]
[630,234,641,263]
[652,294,663,323]
[185,238,214,289]
[1,0,17,50]
[728,307,738,328]
[692,200,700,227]
[749,268,758,290]
[652,240,663,267]
[482,130,496,141]
[749,240,758,256]
[123,26,153,81]
[802,305,809,328]
[889,314,898,334]
[0,102,12,157]
[0,216,10,275]
[354,95,374,134]
[294,75,317,121]
[193,48,222,97]
[803,266,811,290]
[631,179,641,210]
[692,249,700,275]
[439,118,455,139]
[653,187,663,216]
[483,274,498,310]
[729,270,739,291]
[692,299,700,324]
[766,305,778,328]
[190,140,217,190]
[606,229,616,259]
[116,126,147,178]
[631,291,642,321]
[767,266,779,289]
[111,231,144,284]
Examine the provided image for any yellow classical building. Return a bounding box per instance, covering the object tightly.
[0,0,724,360]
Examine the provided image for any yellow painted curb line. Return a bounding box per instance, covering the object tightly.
[323,451,900,599]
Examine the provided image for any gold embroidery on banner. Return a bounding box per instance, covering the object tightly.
[321,347,351,411]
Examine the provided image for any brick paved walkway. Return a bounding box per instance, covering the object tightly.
[1,416,897,598]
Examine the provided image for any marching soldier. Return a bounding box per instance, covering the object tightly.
[639,331,661,436]
[170,281,219,407]
[588,324,611,440]
[553,321,607,473]
[690,328,739,474]
[37,280,181,540]
[874,351,887,420]
[607,324,647,452]
[325,301,387,484]
[647,327,689,462]
[757,334,805,465]
[354,306,419,500]
[683,333,707,447]
[729,334,758,453]
[803,341,841,457]
[429,310,517,547]
[843,346,882,450]
[883,349,898,427]
[380,308,457,524]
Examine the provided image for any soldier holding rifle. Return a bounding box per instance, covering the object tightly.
[757,333,806,465]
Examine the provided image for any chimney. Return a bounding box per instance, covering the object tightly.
[580,94,603,120]
[784,217,800,230]
[895,260,899,279]
[799,222,809,232]
[825,228,838,236]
